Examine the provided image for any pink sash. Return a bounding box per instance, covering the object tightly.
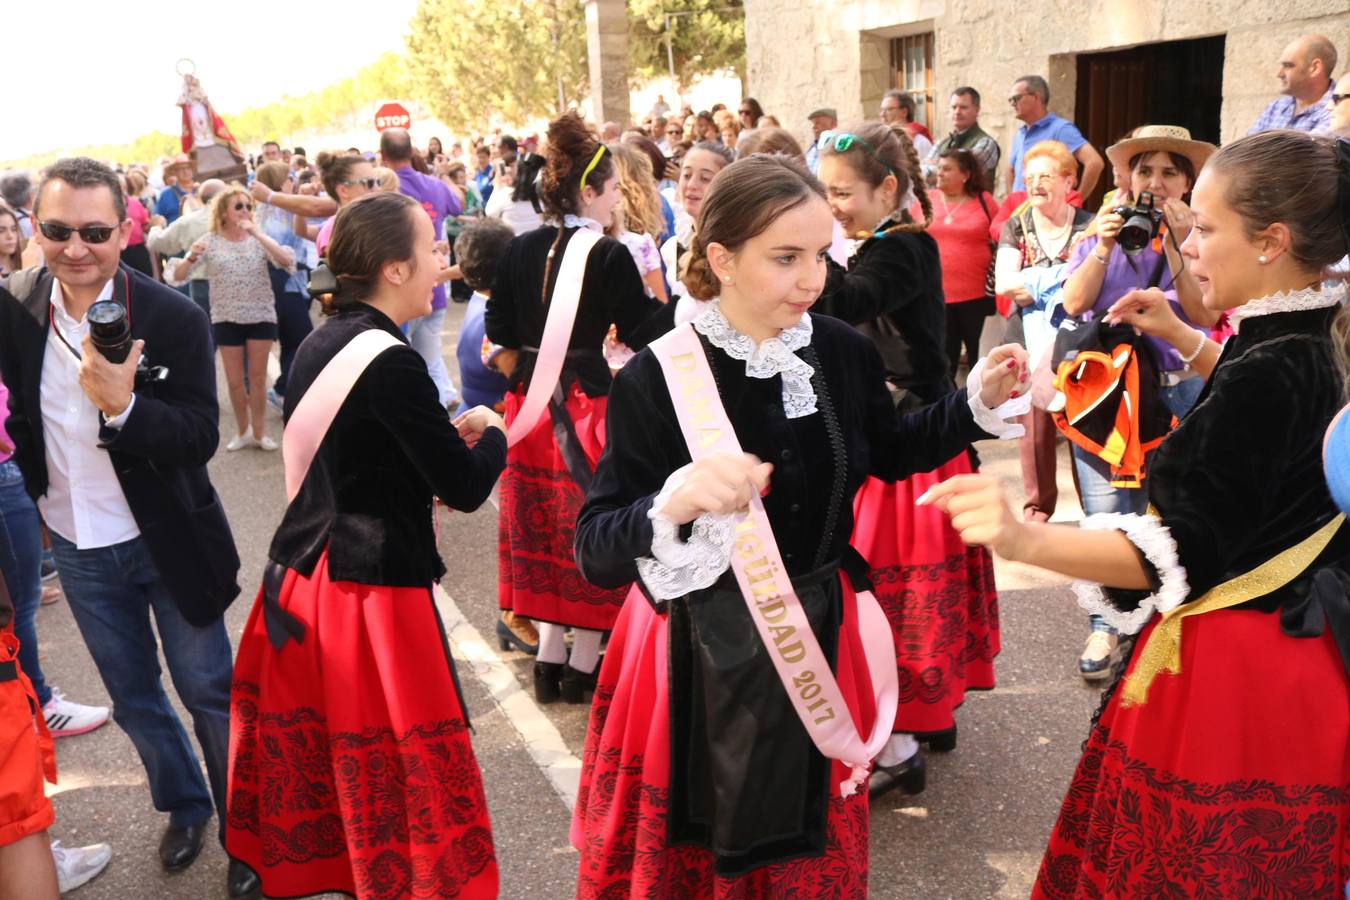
[505,227,604,446]
[282,328,401,501]
[650,322,899,797]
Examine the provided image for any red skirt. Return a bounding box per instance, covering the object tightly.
[498,385,628,630]
[226,550,498,900]
[1034,607,1350,899]
[571,587,872,898]
[851,451,1000,737]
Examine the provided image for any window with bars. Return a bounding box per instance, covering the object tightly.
[890,33,935,129]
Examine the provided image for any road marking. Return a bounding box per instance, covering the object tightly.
[432,584,581,812]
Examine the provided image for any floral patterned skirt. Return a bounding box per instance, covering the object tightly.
[498,385,628,629]
[1034,607,1350,899]
[851,451,1000,739]
[571,587,872,898]
[226,550,498,899]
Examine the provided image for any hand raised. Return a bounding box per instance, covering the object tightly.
[659,452,774,525]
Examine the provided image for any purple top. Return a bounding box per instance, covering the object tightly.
[395,165,462,310]
[0,378,13,464]
[1061,234,1199,372]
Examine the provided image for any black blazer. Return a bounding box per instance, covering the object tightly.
[0,263,240,625]
[269,303,506,585]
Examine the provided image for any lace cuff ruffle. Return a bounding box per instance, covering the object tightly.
[965,355,1032,439]
[1072,512,1190,635]
[635,464,738,600]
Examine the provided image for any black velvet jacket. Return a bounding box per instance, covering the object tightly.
[575,313,991,872]
[1108,304,1350,632]
[817,224,952,405]
[484,225,675,398]
[269,304,506,585]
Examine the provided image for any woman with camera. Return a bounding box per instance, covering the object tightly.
[1057,125,1217,680]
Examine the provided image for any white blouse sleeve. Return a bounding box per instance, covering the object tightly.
[1072,512,1190,634]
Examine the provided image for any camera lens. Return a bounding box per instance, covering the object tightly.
[87,300,133,364]
[1117,214,1153,254]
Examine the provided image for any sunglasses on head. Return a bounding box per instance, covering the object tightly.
[37,220,117,244]
[341,177,380,189]
[820,131,897,175]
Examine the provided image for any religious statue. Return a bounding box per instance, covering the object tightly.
[176,61,247,183]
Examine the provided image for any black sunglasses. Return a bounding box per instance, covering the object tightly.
[37,220,117,244]
[233,202,253,212]
[1335,93,1350,104]
[341,177,380,190]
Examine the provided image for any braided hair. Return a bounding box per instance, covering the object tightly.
[820,122,932,238]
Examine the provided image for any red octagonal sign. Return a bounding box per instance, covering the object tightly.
[375,102,411,132]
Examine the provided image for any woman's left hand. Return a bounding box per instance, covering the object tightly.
[1161,197,1193,242]
[452,405,506,448]
[978,343,1030,408]
[917,474,1026,560]
[239,219,257,235]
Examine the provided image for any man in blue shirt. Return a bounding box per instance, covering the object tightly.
[1005,75,1104,197]
[154,157,194,225]
[804,107,836,175]
[1249,34,1337,134]
[474,145,494,206]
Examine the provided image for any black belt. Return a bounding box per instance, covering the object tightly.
[262,560,306,650]
[0,659,16,683]
[1281,566,1350,682]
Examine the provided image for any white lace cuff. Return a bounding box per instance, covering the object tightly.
[1072,512,1190,635]
[965,355,1032,439]
[635,465,739,600]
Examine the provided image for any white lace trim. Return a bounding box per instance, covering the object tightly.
[634,464,738,600]
[1072,513,1190,635]
[965,355,1032,439]
[1228,283,1346,333]
[692,300,817,419]
[562,214,604,232]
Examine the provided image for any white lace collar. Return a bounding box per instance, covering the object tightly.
[692,300,817,419]
[562,214,604,232]
[1228,283,1346,333]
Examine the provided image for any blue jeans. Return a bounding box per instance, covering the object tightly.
[405,307,459,408]
[0,460,48,705]
[1073,446,1150,634]
[50,532,232,832]
[1160,374,1205,420]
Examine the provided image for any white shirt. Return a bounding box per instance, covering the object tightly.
[40,278,139,549]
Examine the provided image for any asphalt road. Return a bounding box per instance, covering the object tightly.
[38,302,1105,899]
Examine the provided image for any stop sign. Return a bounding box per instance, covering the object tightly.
[375,102,411,132]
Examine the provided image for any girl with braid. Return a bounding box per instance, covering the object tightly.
[816,123,1014,797]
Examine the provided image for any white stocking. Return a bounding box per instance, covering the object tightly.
[567,628,603,674]
[875,733,919,767]
[536,622,567,665]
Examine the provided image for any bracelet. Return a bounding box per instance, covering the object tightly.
[1180,330,1207,366]
[1092,249,1110,265]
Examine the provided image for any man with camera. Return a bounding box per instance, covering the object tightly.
[0,158,254,898]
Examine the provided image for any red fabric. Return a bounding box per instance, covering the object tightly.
[180,100,243,158]
[572,586,874,897]
[1034,608,1350,899]
[904,121,933,143]
[125,197,149,246]
[226,551,498,900]
[915,190,998,304]
[498,385,627,629]
[851,453,1000,737]
[0,631,54,848]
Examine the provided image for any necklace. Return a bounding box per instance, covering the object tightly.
[1031,210,1072,255]
[936,193,969,225]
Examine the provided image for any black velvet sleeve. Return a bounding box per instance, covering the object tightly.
[575,353,687,589]
[368,346,507,512]
[606,242,676,351]
[819,235,925,325]
[858,336,989,481]
[484,237,521,349]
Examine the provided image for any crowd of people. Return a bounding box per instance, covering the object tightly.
[0,26,1347,900]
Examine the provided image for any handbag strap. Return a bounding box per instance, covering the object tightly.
[282,328,402,501]
[505,227,604,446]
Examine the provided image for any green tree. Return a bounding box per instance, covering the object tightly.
[405,0,588,133]
[626,0,744,86]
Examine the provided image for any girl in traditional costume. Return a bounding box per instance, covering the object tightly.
[571,153,1027,897]
[814,123,1013,793]
[486,113,672,704]
[926,131,1350,898]
[226,192,506,899]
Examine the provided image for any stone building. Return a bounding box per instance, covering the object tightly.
[743,0,1349,195]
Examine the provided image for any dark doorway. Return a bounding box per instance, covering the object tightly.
[1074,35,1225,211]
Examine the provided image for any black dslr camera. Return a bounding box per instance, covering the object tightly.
[1110,190,1164,255]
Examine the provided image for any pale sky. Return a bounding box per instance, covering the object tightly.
[4,0,421,163]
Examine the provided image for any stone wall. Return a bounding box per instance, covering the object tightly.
[745,0,1350,185]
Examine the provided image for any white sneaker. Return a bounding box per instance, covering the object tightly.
[256,433,278,451]
[51,840,111,893]
[226,429,255,452]
[43,689,109,738]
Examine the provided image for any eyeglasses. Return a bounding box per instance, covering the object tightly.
[1008,93,1030,106]
[1334,93,1350,104]
[233,202,253,212]
[820,131,897,175]
[738,108,753,116]
[36,220,118,244]
[341,177,380,189]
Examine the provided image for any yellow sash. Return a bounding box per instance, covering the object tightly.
[1120,513,1345,706]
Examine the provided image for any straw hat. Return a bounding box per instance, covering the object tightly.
[1106,125,1216,175]
[162,153,193,181]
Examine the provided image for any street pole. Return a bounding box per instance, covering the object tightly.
[665,13,675,83]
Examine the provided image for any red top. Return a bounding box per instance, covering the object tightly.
[126,197,149,247]
[914,189,996,304]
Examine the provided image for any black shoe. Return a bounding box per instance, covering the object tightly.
[924,724,957,753]
[867,750,926,800]
[497,617,539,654]
[158,822,207,872]
[534,661,564,704]
[228,859,262,899]
[560,664,598,704]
